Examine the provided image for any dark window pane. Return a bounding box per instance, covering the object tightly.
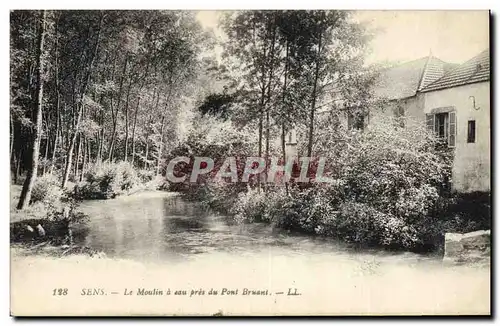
[355,115,364,130]
[467,120,476,143]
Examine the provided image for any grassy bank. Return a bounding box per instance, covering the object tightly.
[10,162,171,256]
[71,162,169,200]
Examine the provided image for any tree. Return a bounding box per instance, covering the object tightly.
[17,10,47,209]
[61,11,104,188]
[10,10,211,195]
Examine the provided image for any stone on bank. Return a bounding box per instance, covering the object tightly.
[444,230,490,263]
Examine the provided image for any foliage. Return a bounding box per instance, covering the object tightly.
[73,162,140,199]
[31,173,64,205]
[197,92,236,120]
[224,118,454,251]
[137,169,155,183]
[10,10,212,197]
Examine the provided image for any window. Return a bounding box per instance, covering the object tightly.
[467,120,476,143]
[435,113,449,139]
[426,110,456,147]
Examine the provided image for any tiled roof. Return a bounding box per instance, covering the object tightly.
[420,49,490,93]
[374,56,452,100]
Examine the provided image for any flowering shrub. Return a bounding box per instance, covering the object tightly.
[137,169,155,183]
[230,187,287,223]
[73,162,139,199]
[31,173,64,206]
[227,118,453,250]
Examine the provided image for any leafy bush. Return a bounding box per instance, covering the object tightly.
[11,174,83,230]
[188,180,247,214]
[226,119,454,251]
[231,187,276,223]
[72,162,139,199]
[311,119,451,249]
[321,201,420,249]
[119,162,139,191]
[137,169,155,184]
[152,175,170,191]
[31,173,64,205]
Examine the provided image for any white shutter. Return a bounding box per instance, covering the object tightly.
[426,114,434,134]
[448,111,456,147]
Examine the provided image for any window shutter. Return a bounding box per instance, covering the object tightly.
[448,111,456,147]
[426,114,434,134]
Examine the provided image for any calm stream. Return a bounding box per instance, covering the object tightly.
[12,191,490,315]
[76,191,441,265]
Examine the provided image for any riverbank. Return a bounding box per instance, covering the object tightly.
[10,190,490,315]
[10,181,178,258]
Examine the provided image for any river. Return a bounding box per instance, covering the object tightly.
[11,191,490,315]
[77,191,441,264]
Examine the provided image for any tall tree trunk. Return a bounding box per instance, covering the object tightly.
[96,98,105,163]
[50,13,60,173]
[130,60,152,166]
[307,28,322,158]
[80,136,87,182]
[17,10,47,210]
[62,13,103,189]
[42,127,49,175]
[124,80,132,161]
[156,116,165,175]
[11,152,17,184]
[10,114,14,160]
[144,138,149,169]
[50,107,60,172]
[87,137,92,165]
[107,95,117,161]
[257,102,263,189]
[106,59,119,162]
[15,149,22,184]
[131,98,140,165]
[74,134,82,180]
[281,39,289,195]
[264,18,277,186]
[98,128,104,164]
[107,55,127,162]
[256,32,268,191]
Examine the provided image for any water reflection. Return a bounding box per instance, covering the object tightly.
[77,192,440,265]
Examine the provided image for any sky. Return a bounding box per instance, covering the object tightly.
[196,10,489,65]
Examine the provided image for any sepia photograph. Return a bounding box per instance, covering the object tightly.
[9,9,491,316]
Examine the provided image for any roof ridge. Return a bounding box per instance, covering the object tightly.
[420,48,490,92]
[380,56,429,71]
[417,55,433,91]
[442,48,489,76]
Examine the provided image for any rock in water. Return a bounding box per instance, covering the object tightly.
[36,224,46,237]
[444,230,490,263]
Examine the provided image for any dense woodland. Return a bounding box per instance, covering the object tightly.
[11,10,373,207]
[12,10,483,251]
[11,10,213,207]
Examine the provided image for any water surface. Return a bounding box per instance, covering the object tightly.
[77,191,443,266]
[13,191,490,315]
